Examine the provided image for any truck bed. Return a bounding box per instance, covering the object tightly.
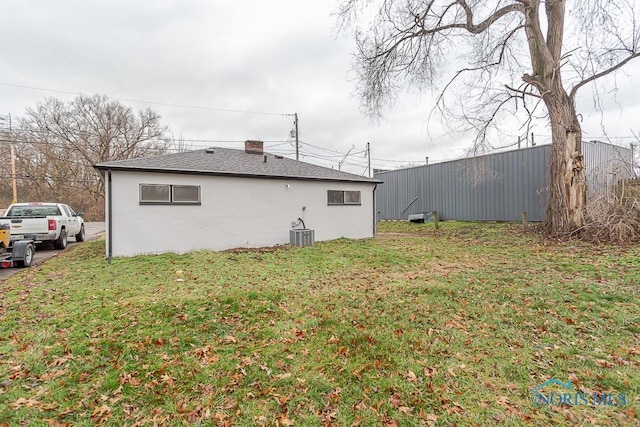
[1,216,55,242]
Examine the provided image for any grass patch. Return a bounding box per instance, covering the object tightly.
[0,221,638,425]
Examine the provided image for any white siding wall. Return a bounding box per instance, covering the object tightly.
[107,171,375,257]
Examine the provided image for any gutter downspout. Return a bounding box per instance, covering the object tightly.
[373,184,377,236]
[107,170,113,264]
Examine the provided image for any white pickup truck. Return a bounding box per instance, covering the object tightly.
[0,202,85,249]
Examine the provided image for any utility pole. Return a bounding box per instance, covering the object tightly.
[10,144,17,204]
[366,142,371,178]
[6,114,18,204]
[284,113,300,161]
[294,113,299,161]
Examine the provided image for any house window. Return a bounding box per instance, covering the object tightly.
[173,185,200,203]
[140,184,200,205]
[327,190,361,205]
[140,184,171,203]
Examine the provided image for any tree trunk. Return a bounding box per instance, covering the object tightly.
[519,0,587,234]
[543,92,587,234]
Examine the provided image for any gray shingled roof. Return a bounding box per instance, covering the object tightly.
[93,148,381,183]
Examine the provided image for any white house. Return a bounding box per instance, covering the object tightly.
[94,141,380,259]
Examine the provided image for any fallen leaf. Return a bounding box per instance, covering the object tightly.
[279,414,295,426]
[382,417,399,427]
[496,395,510,406]
[389,393,401,408]
[353,400,368,410]
[40,369,68,381]
[422,413,438,422]
[423,367,437,378]
[91,404,112,423]
[10,397,40,409]
[595,359,614,368]
[260,365,272,376]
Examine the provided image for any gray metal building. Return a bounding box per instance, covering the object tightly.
[375,141,633,222]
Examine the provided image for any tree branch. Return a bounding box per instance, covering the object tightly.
[456,0,524,34]
[569,50,640,100]
[544,0,565,61]
[505,84,541,98]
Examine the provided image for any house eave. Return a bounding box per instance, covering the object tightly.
[92,164,383,184]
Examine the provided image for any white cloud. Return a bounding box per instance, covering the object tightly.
[0,0,638,175]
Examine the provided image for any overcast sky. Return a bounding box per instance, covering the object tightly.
[1,0,639,175]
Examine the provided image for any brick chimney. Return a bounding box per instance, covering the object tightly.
[245,140,264,154]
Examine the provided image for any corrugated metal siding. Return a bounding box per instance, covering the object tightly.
[375,142,632,222]
[583,141,633,199]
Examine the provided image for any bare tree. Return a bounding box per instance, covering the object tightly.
[338,0,640,234]
[12,95,171,219]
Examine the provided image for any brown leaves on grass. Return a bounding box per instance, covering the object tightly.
[594,358,615,368]
[9,397,41,410]
[496,395,510,406]
[160,373,176,388]
[40,368,68,382]
[191,344,220,365]
[91,404,112,423]
[48,354,74,367]
[423,366,437,378]
[8,364,29,380]
[176,402,213,423]
[119,371,142,387]
[381,416,399,427]
[326,334,340,344]
[3,226,639,426]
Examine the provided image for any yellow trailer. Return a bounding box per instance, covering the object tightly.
[0,223,35,268]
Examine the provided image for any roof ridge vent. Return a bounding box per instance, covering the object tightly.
[205,148,215,154]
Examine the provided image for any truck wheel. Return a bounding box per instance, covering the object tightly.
[17,243,34,268]
[54,229,67,250]
[75,225,85,242]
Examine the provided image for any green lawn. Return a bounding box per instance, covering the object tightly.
[0,222,638,426]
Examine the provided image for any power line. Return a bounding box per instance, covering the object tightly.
[0,136,455,171]
[0,81,287,116]
[1,127,444,168]
[301,145,367,159]
[301,140,367,157]
[0,138,296,156]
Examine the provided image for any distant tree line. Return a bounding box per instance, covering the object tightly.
[0,95,181,220]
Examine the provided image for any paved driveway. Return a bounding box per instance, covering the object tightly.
[0,222,105,281]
